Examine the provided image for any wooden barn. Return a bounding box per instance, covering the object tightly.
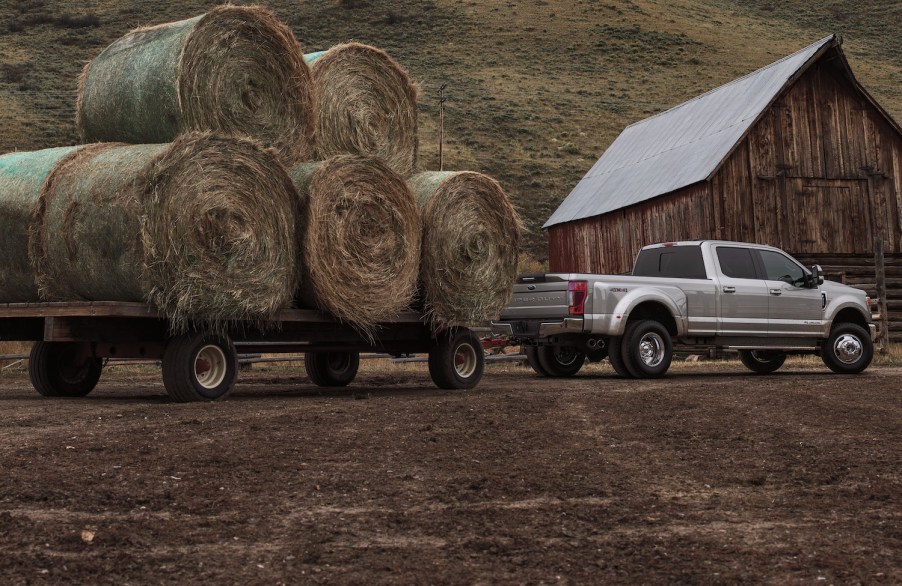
[545,35,902,338]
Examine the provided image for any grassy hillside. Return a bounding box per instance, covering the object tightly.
[1,0,899,262]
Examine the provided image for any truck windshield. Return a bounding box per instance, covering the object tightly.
[633,246,707,279]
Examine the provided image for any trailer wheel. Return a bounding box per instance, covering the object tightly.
[820,322,873,374]
[162,333,237,402]
[429,328,484,390]
[536,345,585,377]
[620,320,673,378]
[607,337,632,377]
[305,351,360,387]
[739,350,787,374]
[29,342,102,397]
[524,346,550,376]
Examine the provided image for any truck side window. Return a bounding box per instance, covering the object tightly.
[633,246,706,279]
[716,247,758,279]
[759,250,806,286]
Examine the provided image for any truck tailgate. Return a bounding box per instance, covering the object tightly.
[498,275,570,320]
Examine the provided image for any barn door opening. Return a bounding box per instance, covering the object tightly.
[788,178,874,254]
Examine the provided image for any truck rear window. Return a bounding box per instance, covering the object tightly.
[633,246,707,279]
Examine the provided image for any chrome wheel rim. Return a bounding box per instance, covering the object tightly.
[833,334,863,365]
[638,333,665,367]
[454,343,478,378]
[195,345,227,389]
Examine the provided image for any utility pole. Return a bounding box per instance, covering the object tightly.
[438,83,447,171]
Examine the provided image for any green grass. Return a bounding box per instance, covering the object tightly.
[0,0,899,262]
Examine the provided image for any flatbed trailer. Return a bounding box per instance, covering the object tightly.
[0,302,485,402]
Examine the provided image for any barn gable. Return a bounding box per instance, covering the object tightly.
[544,34,899,230]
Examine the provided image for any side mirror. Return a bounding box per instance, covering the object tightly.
[809,264,824,287]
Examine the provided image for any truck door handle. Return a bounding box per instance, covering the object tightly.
[722,286,736,294]
[769,288,782,296]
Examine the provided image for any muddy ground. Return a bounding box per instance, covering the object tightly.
[0,358,899,584]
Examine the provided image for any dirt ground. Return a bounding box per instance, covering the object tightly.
[0,357,899,585]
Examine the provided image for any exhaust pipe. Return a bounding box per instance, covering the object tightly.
[586,338,604,350]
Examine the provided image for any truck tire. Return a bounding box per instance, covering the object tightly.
[820,322,873,374]
[428,328,484,390]
[536,345,585,377]
[738,350,787,374]
[620,320,673,378]
[305,351,360,387]
[607,337,632,377]
[524,346,551,376]
[162,333,237,402]
[29,342,102,397]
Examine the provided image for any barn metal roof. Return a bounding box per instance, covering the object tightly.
[543,35,837,229]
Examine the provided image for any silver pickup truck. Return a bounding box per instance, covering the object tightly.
[492,240,876,378]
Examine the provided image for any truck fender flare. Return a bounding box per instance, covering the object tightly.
[611,288,687,337]
[824,300,871,333]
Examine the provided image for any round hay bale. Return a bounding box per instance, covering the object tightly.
[306,43,418,176]
[0,146,80,301]
[77,5,315,165]
[288,156,420,335]
[29,134,299,330]
[408,171,522,325]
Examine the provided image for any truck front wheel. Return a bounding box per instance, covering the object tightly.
[739,350,787,374]
[820,323,873,374]
[620,320,673,378]
[536,345,585,377]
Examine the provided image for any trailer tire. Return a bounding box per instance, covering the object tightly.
[162,333,237,402]
[429,328,484,390]
[607,337,632,377]
[820,322,873,374]
[305,351,360,387]
[620,320,673,378]
[29,342,102,397]
[739,350,786,374]
[536,345,585,377]
[524,346,551,376]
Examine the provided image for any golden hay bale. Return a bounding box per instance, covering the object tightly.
[0,146,80,301]
[28,134,299,330]
[77,5,315,165]
[408,171,522,325]
[288,156,420,335]
[306,43,418,176]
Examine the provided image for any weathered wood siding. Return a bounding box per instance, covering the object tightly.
[547,183,711,274]
[711,54,902,254]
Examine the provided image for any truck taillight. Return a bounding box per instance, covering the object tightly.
[568,281,587,316]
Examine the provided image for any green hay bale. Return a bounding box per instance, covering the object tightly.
[288,156,420,336]
[0,146,80,301]
[408,171,522,325]
[77,5,315,165]
[28,134,299,330]
[305,43,418,176]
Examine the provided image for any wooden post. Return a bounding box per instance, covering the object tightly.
[874,237,890,353]
[438,83,447,171]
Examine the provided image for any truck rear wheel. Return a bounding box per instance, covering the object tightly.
[429,328,484,390]
[536,345,585,377]
[820,323,873,374]
[620,320,673,378]
[607,337,632,377]
[29,342,102,397]
[305,351,360,387]
[739,350,786,374]
[162,333,237,402]
[524,346,551,376]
